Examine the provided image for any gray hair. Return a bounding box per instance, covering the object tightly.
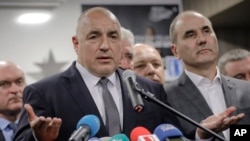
[121,27,135,45]
[218,48,250,74]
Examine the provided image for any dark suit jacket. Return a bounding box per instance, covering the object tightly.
[164,72,250,140]
[14,62,180,141]
[0,131,5,141]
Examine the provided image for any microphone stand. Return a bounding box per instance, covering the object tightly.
[134,85,226,141]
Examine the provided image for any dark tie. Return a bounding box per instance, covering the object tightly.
[99,77,121,136]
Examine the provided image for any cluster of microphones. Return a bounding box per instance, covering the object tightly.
[68,114,190,141]
[68,70,227,141]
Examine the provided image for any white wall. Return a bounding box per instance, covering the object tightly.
[0,0,182,84]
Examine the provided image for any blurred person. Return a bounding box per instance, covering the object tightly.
[144,25,156,45]
[165,10,250,140]
[218,48,250,81]
[133,43,165,84]
[118,27,135,70]
[0,61,26,141]
[14,7,181,141]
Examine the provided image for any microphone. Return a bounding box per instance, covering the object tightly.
[68,114,100,141]
[109,134,129,141]
[99,137,111,141]
[88,137,101,141]
[133,81,226,141]
[130,126,160,141]
[123,70,144,112]
[154,124,190,141]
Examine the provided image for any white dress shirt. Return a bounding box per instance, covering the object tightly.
[0,118,18,141]
[185,67,229,140]
[75,62,124,128]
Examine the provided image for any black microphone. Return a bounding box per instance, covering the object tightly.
[123,70,144,112]
[133,84,226,141]
[68,114,100,141]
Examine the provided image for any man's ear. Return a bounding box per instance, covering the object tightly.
[72,36,79,53]
[171,44,181,59]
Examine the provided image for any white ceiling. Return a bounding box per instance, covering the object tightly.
[0,0,68,9]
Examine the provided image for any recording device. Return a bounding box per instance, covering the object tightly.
[123,70,226,141]
[130,126,160,141]
[123,70,144,112]
[109,134,130,141]
[88,137,101,141]
[99,137,111,141]
[154,124,190,141]
[68,114,100,141]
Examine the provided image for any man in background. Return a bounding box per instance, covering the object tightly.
[218,48,250,81]
[164,10,249,140]
[118,27,135,70]
[133,43,165,84]
[0,60,26,141]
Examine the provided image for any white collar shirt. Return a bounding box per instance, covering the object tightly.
[185,67,229,140]
[75,62,123,128]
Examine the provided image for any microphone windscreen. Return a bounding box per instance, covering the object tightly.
[130,126,151,141]
[76,114,100,137]
[109,134,129,141]
[153,124,183,141]
[122,70,135,80]
[100,137,111,141]
[88,137,101,141]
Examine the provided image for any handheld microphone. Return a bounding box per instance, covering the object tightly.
[109,134,129,141]
[130,126,160,141]
[88,137,101,141]
[68,114,100,141]
[153,124,189,141]
[100,136,111,141]
[123,70,144,112]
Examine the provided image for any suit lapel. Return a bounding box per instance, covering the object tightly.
[61,63,108,135]
[221,75,237,107]
[178,73,213,118]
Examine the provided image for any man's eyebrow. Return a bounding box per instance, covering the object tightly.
[201,25,210,30]
[184,29,195,35]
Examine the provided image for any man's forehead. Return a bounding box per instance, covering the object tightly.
[175,18,211,35]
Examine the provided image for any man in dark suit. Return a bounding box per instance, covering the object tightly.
[0,61,26,141]
[13,7,180,141]
[165,10,250,140]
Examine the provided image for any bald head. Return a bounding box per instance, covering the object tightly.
[72,7,122,77]
[133,43,165,84]
[169,10,212,44]
[0,60,26,121]
[0,60,26,86]
[0,61,23,73]
[76,7,121,37]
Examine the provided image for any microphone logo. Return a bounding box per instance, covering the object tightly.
[139,135,159,141]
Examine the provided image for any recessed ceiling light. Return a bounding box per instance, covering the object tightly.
[17,13,51,24]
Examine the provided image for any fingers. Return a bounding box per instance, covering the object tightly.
[47,118,62,133]
[219,106,236,118]
[198,107,245,139]
[24,104,62,141]
[24,104,37,121]
[222,113,245,127]
[24,104,46,128]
